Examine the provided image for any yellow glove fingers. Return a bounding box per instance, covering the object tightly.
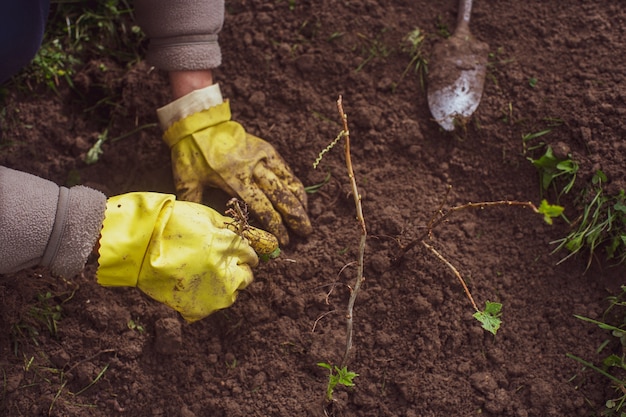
[236,185,290,246]
[241,226,279,257]
[272,166,308,209]
[253,164,313,238]
[247,134,310,209]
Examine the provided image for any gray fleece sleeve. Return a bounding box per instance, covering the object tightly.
[0,166,107,278]
[134,0,224,71]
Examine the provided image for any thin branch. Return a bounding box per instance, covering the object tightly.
[395,198,539,263]
[324,261,357,304]
[312,310,339,333]
[422,241,479,312]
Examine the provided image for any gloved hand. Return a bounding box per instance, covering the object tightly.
[157,85,312,246]
[96,192,260,322]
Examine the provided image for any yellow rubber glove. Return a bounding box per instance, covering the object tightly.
[96,192,259,323]
[162,101,312,246]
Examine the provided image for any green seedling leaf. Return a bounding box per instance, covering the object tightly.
[567,353,626,386]
[127,319,145,333]
[528,145,578,198]
[317,362,359,401]
[522,128,552,143]
[614,200,626,214]
[317,362,332,371]
[521,129,552,153]
[305,171,331,194]
[85,130,108,165]
[85,124,158,165]
[337,367,358,387]
[473,301,502,335]
[593,169,608,185]
[537,199,564,225]
[556,160,577,174]
[259,247,281,262]
[573,314,624,332]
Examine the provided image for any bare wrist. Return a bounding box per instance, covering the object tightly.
[169,70,214,99]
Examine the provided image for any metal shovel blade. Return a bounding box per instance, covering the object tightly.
[427,0,489,131]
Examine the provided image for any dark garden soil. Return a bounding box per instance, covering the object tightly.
[1,1,626,416]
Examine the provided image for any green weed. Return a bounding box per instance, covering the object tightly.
[85,123,157,164]
[317,362,358,402]
[12,0,145,91]
[16,348,111,414]
[354,29,391,72]
[522,128,552,154]
[304,171,331,194]
[435,15,451,38]
[395,27,428,91]
[525,129,626,267]
[127,319,145,333]
[27,38,80,91]
[569,287,626,415]
[528,144,578,200]
[552,170,626,268]
[27,292,64,338]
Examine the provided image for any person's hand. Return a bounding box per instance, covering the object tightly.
[161,98,312,246]
[96,192,263,322]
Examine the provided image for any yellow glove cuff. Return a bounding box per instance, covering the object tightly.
[163,101,232,148]
[97,193,174,287]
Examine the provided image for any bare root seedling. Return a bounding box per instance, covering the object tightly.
[393,186,562,334]
[313,96,365,408]
[334,96,367,369]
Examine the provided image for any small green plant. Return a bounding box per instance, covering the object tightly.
[569,287,626,416]
[528,144,579,200]
[473,301,503,335]
[395,27,428,91]
[537,199,565,225]
[12,0,145,91]
[85,123,157,164]
[27,38,81,91]
[435,15,451,38]
[354,29,391,72]
[127,319,145,333]
[304,171,332,194]
[552,170,626,268]
[28,292,63,337]
[521,128,552,154]
[317,362,358,402]
[312,97,366,413]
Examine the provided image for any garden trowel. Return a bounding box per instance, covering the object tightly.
[427,0,489,131]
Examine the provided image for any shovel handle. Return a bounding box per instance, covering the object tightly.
[456,0,473,34]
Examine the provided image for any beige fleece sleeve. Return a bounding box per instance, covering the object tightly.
[0,166,107,278]
[134,0,224,71]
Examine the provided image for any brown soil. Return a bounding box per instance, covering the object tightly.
[1,1,624,416]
